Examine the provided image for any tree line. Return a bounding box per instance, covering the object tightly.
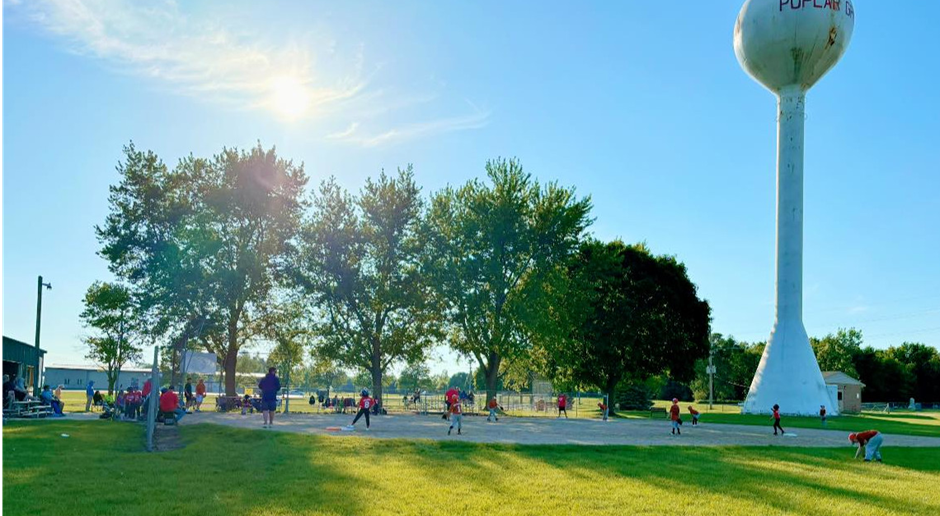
[689,329,940,403]
[81,142,713,402]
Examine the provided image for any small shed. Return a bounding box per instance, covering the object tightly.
[822,371,865,413]
[3,336,46,392]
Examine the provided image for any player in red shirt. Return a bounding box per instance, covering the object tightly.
[448,394,463,435]
[159,386,185,422]
[819,405,827,426]
[670,398,681,435]
[771,404,785,435]
[443,386,459,420]
[486,397,503,422]
[195,380,207,412]
[349,389,375,430]
[687,405,700,426]
[849,430,883,462]
[557,393,568,419]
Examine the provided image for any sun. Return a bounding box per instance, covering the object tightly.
[269,76,311,120]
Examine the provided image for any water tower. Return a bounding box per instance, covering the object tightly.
[734,0,855,415]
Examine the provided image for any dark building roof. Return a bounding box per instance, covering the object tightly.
[3,336,46,364]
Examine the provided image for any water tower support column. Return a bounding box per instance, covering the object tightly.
[776,85,805,325]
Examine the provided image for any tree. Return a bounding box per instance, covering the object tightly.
[691,334,763,402]
[811,328,862,377]
[540,240,711,412]
[293,168,438,409]
[80,282,143,395]
[885,343,940,402]
[424,158,592,400]
[97,143,307,395]
[399,362,432,392]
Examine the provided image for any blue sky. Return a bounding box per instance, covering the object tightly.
[2,1,938,377]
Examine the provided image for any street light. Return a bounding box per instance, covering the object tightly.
[34,275,52,395]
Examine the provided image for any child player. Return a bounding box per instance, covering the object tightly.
[687,405,700,426]
[349,389,375,431]
[557,393,568,419]
[670,398,681,435]
[598,401,608,422]
[772,403,785,435]
[487,396,503,422]
[820,405,827,426]
[448,393,463,435]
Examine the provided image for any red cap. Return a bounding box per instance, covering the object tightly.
[848,433,857,442]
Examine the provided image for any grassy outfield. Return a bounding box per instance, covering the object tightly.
[4,421,940,516]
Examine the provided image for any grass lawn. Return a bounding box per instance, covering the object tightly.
[4,420,939,516]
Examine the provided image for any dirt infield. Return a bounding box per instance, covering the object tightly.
[180,412,940,447]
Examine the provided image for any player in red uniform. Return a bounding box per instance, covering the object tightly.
[687,405,700,426]
[771,404,785,435]
[557,393,568,419]
[448,394,462,435]
[849,430,883,462]
[350,389,375,430]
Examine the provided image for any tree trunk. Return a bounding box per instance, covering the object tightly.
[604,377,618,417]
[484,352,501,401]
[107,366,117,396]
[224,348,237,396]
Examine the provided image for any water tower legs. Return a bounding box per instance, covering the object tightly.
[743,85,835,416]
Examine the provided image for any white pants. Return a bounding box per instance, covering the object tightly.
[865,434,883,461]
[487,408,498,421]
[450,414,462,430]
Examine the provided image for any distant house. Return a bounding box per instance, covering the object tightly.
[44,364,152,392]
[822,371,865,413]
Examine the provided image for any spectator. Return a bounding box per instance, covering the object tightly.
[93,390,104,410]
[116,390,126,415]
[195,379,207,412]
[14,377,29,402]
[54,385,64,401]
[184,378,194,411]
[125,386,142,420]
[40,385,64,415]
[85,380,96,411]
[241,394,252,415]
[159,385,185,422]
[258,367,281,428]
[3,375,13,408]
[142,378,152,399]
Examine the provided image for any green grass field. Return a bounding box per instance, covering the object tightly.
[4,420,939,516]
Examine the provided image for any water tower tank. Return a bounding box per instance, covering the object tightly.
[734,0,856,416]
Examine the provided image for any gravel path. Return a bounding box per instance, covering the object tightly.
[179,412,940,447]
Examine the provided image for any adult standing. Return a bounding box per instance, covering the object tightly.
[849,430,884,462]
[258,367,281,428]
[195,379,207,412]
[85,380,95,411]
[184,378,194,411]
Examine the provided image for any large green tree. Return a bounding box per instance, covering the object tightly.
[97,143,307,395]
[80,282,143,395]
[690,333,763,402]
[540,240,711,411]
[811,328,863,377]
[424,158,592,400]
[293,168,438,407]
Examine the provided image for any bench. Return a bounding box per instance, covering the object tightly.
[649,407,667,418]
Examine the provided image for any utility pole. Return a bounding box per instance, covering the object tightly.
[34,276,52,396]
[707,349,715,410]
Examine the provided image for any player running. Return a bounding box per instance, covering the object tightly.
[771,404,785,435]
[670,398,681,435]
[448,394,463,435]
[349,389,376,431]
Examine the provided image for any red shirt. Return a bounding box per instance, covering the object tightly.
[451,400,462,415]
[445,388,458,401]
[558,395,567,408]
[196,383,206,396]
[688,407,700,416]
[159,391,179,412]
[820,408,827,416]
[670,404,680,421]
[773,408,780,420]
[126,391,141,404]
[855,430,879,444]
[142,381,152,398]
[358,396,375,410]
[488,399,499,409]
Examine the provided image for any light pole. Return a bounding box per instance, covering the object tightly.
[34,275,52,395]
[707,348,715,410]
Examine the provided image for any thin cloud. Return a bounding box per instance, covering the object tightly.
[10,0,492,145]
[12,0,365,113]
[334,109,491,147]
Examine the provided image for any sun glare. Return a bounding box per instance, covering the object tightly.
[269,76,310,120]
